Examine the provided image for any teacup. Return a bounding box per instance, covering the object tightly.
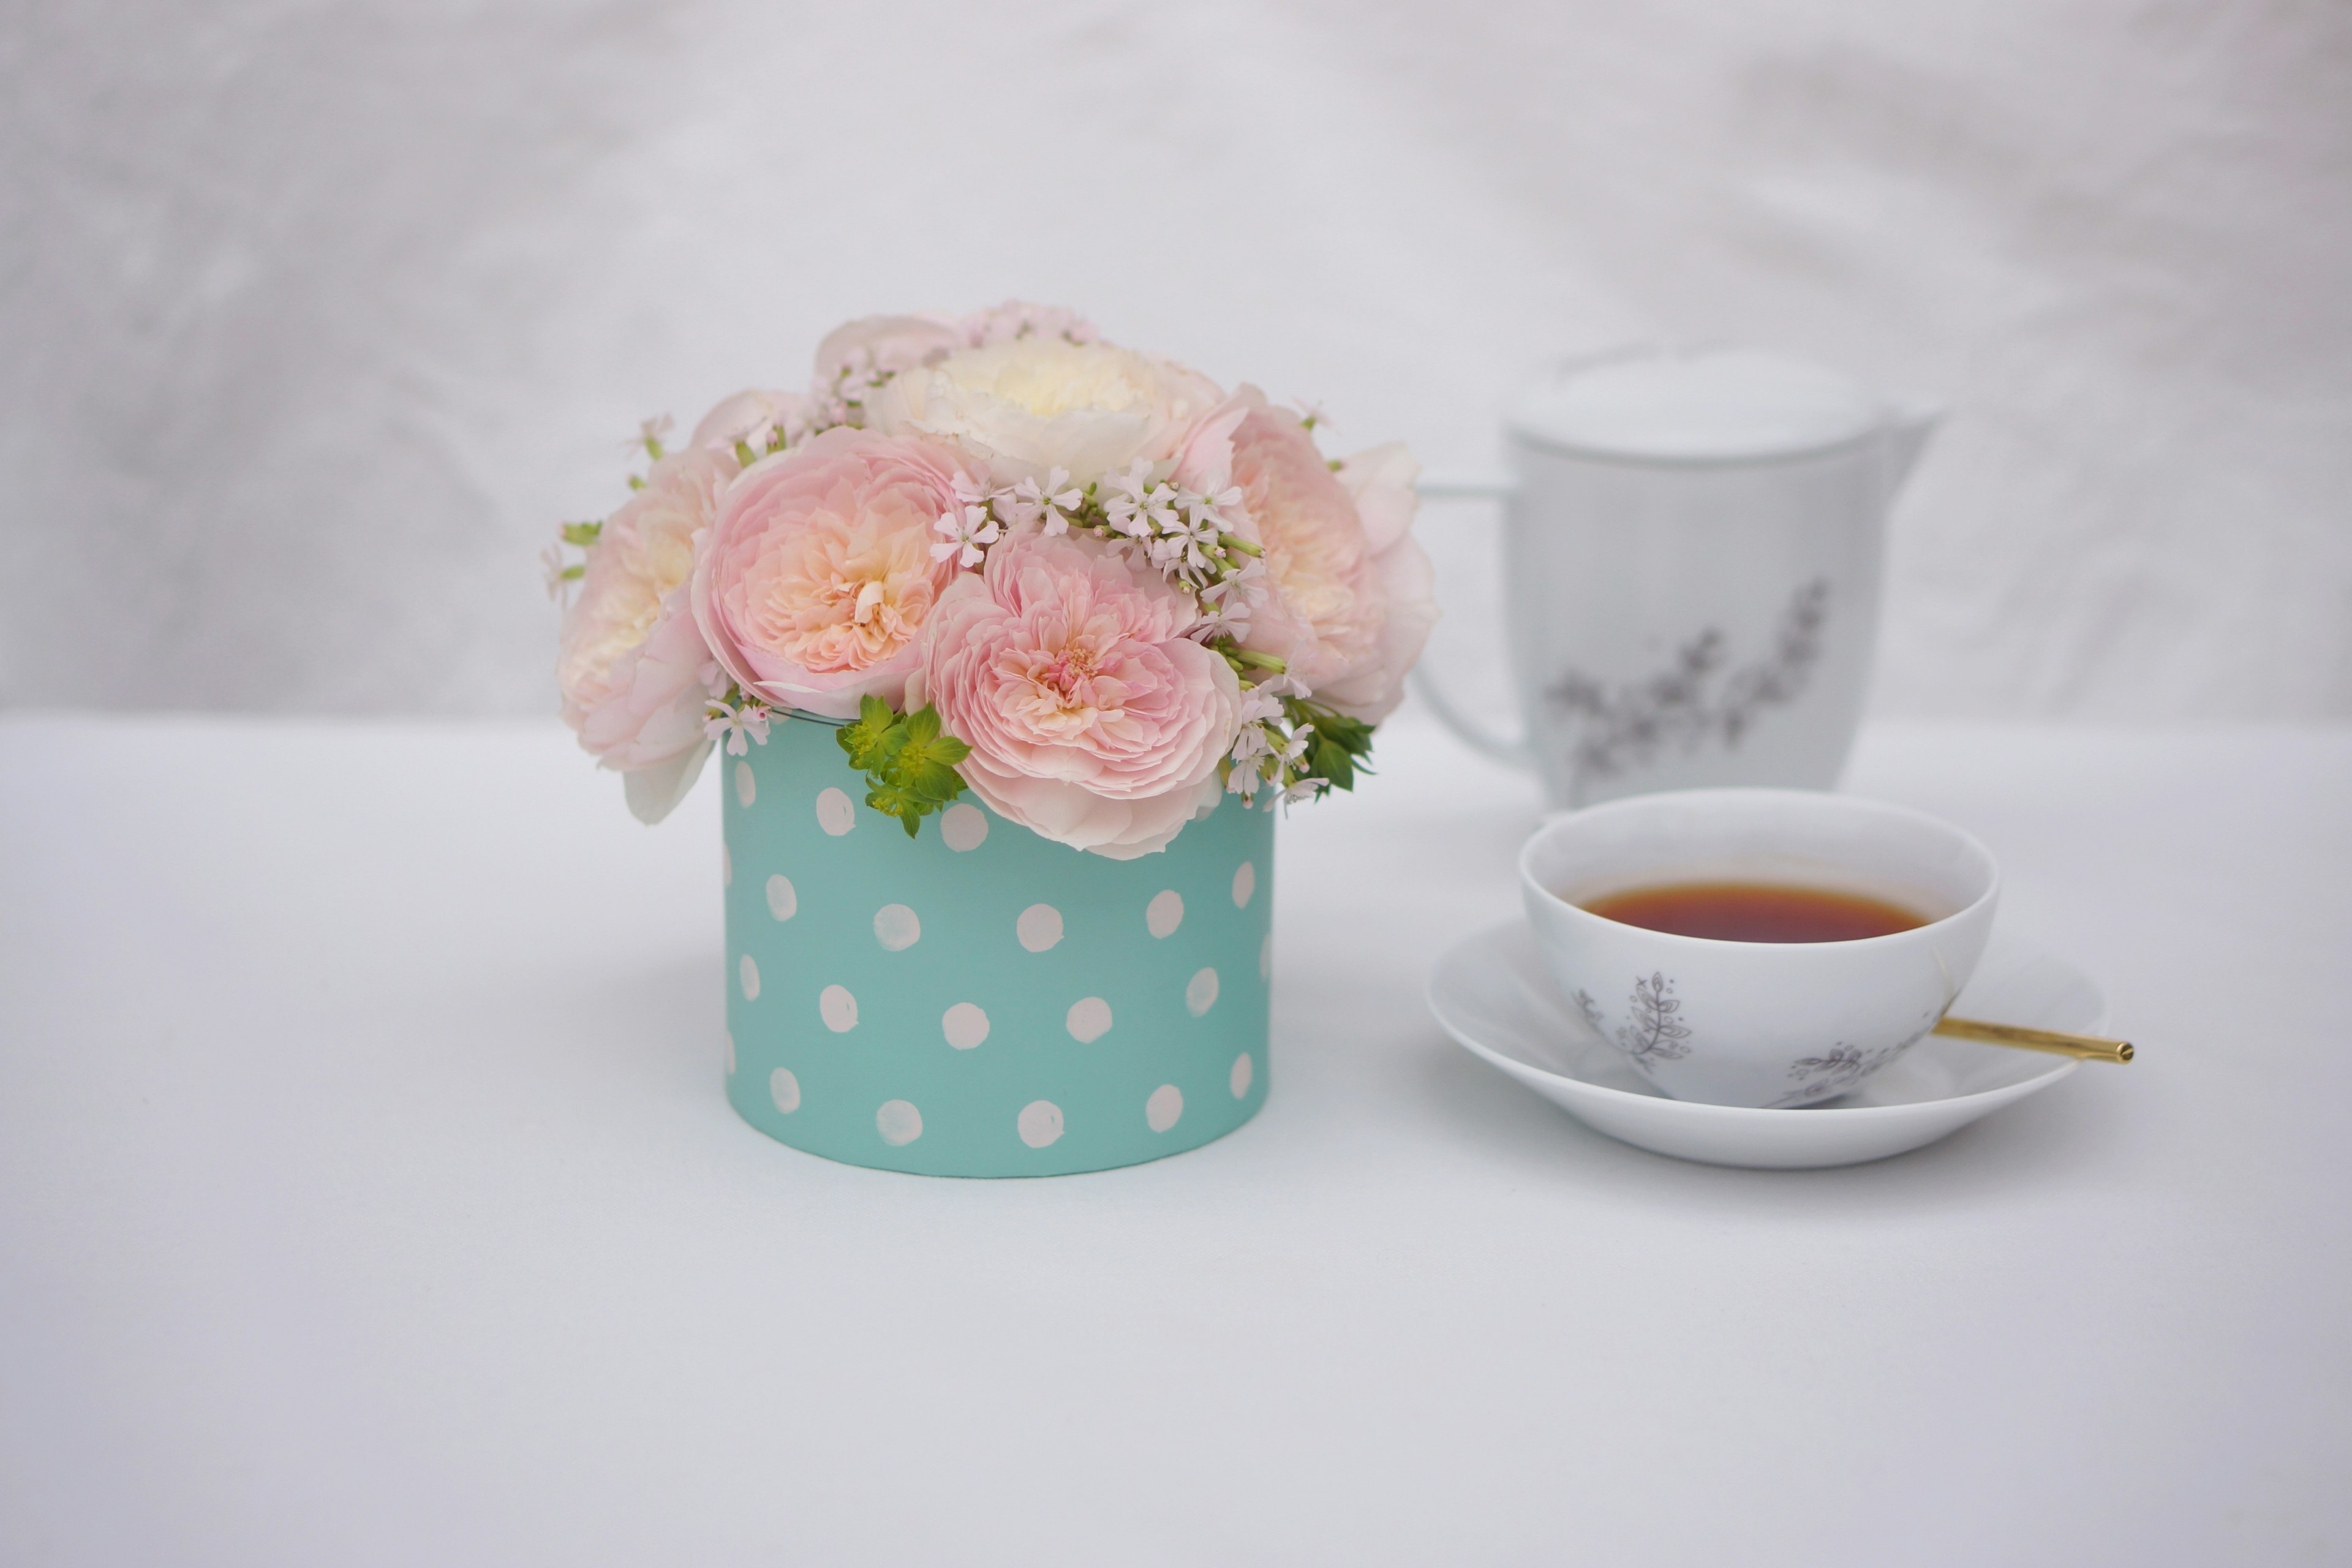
[1518,788,1999,1107]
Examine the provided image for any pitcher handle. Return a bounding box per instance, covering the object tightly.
[1410,472,1534,771]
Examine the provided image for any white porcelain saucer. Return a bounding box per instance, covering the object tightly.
[1427,919,2109,1169]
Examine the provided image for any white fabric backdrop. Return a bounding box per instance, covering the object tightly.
[3,0,2346,719]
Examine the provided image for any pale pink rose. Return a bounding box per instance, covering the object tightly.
[865,336,1225,489]
[558,447,737,820]
[692,388,802,453]
[691,428,973,719]
[1175,389,1437,723]
[813,315,965,383]
[1319,440,1438,720]
[960,301,1099,347]
[909,528,1242,858]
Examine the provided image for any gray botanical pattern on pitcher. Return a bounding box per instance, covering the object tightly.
[1544,577,1831,780]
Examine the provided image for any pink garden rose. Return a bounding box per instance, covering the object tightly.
[910,527,1242,858]
[558,445,737,820]
[691,427,973,719]
[1175,389,1437,723]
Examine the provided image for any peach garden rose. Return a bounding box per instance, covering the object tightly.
[908,526,1242,858]
[692,427,978,720]
[1176,388,1438,724]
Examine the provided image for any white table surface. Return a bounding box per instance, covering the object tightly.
[4,712,2348,1566]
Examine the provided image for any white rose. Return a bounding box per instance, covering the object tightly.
[865,337,1224,488]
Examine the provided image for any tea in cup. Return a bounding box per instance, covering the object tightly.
[1518,788,1999,1108]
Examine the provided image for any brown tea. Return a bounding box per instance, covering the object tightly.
[1580,880,1928,943]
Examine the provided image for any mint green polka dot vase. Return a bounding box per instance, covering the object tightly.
[722,722,1273,1176]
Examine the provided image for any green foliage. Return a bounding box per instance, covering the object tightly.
[559,521,603,548]
[1283,697,1378,792]
[836,696,972,836]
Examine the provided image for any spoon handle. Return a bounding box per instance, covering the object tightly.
[1934,1016,2134,1063]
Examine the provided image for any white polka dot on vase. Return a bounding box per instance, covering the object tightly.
[1017,1099,1064,1148]
[1259,930,1273,982]
[1230,1053,1254,1099]
[873,903,921,951]
[876,1099,922,1145]
[1146,1084,1183,1133]
[940,802,988,851]
[1232,860,1256,909]
[1186,967,1219,1017]
[820,984,858,1032]
[941,1002,990,1050]
[1146,889,1183,938]
[735,761,756,808]
[816,787,855,836]
[766,873,797,921]
[1017,903,1064,952]
[1066,996,1113,1043]
[770,1066,801,1113]
[739,954,760,1000]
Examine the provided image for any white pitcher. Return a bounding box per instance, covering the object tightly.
[1414,347,1938,811]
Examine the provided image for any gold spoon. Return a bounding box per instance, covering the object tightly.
[1934,1016,2134,1063]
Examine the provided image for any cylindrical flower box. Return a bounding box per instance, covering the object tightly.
[722,722,1274,1176]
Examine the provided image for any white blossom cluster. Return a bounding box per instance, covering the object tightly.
[928,461,1272,632]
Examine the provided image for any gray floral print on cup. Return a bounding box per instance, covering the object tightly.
[1572,973,1696,1078]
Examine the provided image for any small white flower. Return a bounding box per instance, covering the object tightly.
[704,698,774,757]
[995,467,1083,537]
[1211,556,1268,612]
[1155,490,1224,577]
[1143,481,1182,535]
[1098,458,1156,538]
[1236,685,1286,727]
[636,413,674,455]
[1186,598,1249,643]
[1185,484,1241,529]
[932,503,1001,568]
[1226,743,1273,799]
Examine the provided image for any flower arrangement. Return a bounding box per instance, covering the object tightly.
[549,303,1437,858]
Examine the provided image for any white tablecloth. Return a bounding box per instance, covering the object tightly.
[4,713,2347,1566]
